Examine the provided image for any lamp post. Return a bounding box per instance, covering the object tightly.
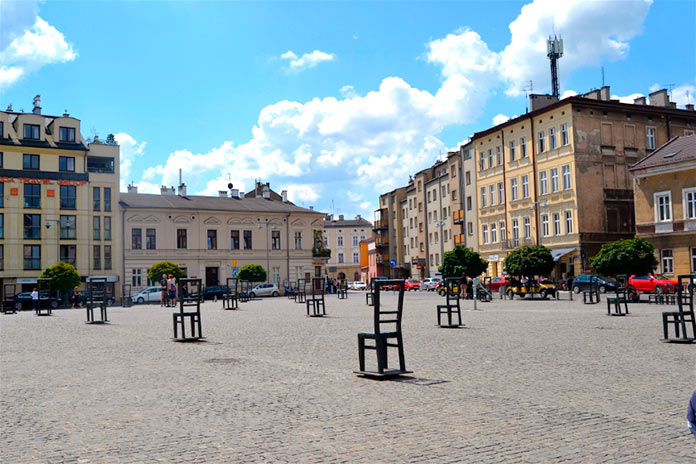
[257,218,284,284]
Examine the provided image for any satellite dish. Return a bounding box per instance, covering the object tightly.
[227,183,233,189]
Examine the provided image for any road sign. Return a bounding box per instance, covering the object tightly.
[232,260,237,267]
[389,259,397,267]
[232,268,238,276]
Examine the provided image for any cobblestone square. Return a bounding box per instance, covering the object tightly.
[1,292,694,463]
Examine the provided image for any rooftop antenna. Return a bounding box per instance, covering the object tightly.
[547,35,564,98]
[601,66,605,88]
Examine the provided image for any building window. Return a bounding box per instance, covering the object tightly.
[294,231,303,250]
[131,228,142,249]
[427,191,431,203]
[352,235,359,246]
[0,213,3,239]
[353,252,359,263]
[24,184,41,208]
[562,165,571,190]
[466,171,471,185]
[177,229,187,249]
[272,267,281,285]
[561,124,569,146]
[433,189,437,201]
[479,152,485,171]
[418,202,423,212]
[488,149,494,168]
[521,137,527,157]
[646,127,656,149]
[553,213,561,235]
[60,215,76,239]
[654,191,672,222]
[60,185,76,209]
[565,211,573,234]
[498,182,504,204]
[550,168,559,193]
[467,222,473,235]
[207,230,217,249]
[496,146,502,165]
[540,171,548,195]
[500,221,506,242]
[451,165,457,178]
[490,223,497,243]
[104,245,112,270]
[240,230,251,250]
[0,245,3,271]
[132,269,142,287]
[60,245,76,266]
[59,156,75,172]
[23,245,40,270]
[549,127,557,149]
[230,230,240,249]
[452,189,457,201]
[337,235,344,247]
[23,124,40,140]
[0,183,3,207]
[509,140,516,161]
[661,249,673,274]
[542,214,549,237]
[271,230,281,250]
[104,216,111,240]
[59,127,76,142]
[692,248,696,273]
[104,188,111,211]
[538,131,546,152]
[466,196,472,211]
[146,228,156,249]
[524,217,531,238]
[24,214,41,239]
[93,187,100,211]
[338,252,344,264]
[683,188,696,220]
[87,156,115,174]
[23,154,40,170]
[482,225,488,244]
[512,219,519,240]
[522,175,529,198]
[511,178,518,201]
[94,217,101,240]
[489,185,495,206]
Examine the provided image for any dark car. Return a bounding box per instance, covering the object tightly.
[571,275,617,294]
[202,285,229,300]
[7,292,61,311]
[79,291,115,306]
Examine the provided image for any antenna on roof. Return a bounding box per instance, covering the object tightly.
[547,35,563,98]
[601,66,605,88]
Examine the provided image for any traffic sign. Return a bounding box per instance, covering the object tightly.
[389,259,397,267]
[232,268,238,276]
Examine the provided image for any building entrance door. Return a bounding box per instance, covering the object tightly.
[205,267,219,287]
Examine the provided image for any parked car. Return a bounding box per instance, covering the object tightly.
[489,276,512,292]
[506,280,557,299]
[570,275,617,294]
[249,283,280,298]
[8,292,61,310]
[349,281,367,290]
[131,286,163,304]
[629,274,678,294]
[202,285,229,300]
[421,277,441,291]
[404,279,421,291]
[79,291,115,306]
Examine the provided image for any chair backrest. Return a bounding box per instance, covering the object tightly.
[615,274,627,297]
[226,277,239,296]
[178,278,202,309]
[297,278,306,293]
[677,274,694,312]
[87,277,108,304]
[3,283,17,300]
[37,277,52,297]
[312,277,324,297]
[373,279,405,335]
[444,278,460,304]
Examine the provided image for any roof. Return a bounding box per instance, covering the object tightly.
[629,135,696,171]
[323,218,372,228]
[119,192,324,215]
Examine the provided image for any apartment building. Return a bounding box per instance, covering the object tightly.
[0,97,121,294]
[424,169,453,276]
[458,142,479,251]
[323,214,371,281]
[120,183,325,291]
[474,87,696,278]
[373,186,408,278]
[630,135,696,277]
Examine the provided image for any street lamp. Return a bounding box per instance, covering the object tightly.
[257,218,285,283]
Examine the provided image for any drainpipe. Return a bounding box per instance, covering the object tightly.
[501,129,508,252]
[286,213,291,284]
[530,116,539,246]
[121,204,126,298]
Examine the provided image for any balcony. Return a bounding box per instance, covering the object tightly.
[453,233,466,245]
[501,238,535,250]
[375,254,389,264]
[373,208,389,230]
[375,236,389,247]
[453,209,464,225]
[312,247,331,258]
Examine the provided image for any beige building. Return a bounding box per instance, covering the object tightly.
[0,97,122,295]
[119,183,325,291]
[322,214,371,281]
[373,186,408,278]
[630,135,696,277]
[474,87,696,278]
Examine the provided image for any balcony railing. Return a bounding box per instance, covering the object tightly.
[501,238,535,250]
[375,254,389,264]
[375,236,389,246]
[453,233,466,245]
[453,209,464,224]
[373,219,389,230]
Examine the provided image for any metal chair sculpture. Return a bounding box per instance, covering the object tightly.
[286,280,297,299]
[172,278,204,342]
[85,277,109,324]
[583,276,600,304]
[238,279,251,303]
[306,277,326,317]
[661,275,696,343]
[355,279,411,378]
[223,277,239,310]
[295,278,306,304]
[606,274,629,316]
[121,284,132,308]
[35,278,53,316]
[437,278,463,328]
[365,281,375,306]
[3,283,18,314]
[337,279,348,299]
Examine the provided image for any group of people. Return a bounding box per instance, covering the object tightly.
[160,273,178,307]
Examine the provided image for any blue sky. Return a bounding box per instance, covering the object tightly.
[1,0,694,219]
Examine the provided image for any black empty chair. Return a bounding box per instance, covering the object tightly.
[337,279,348,299]
[223,278,239,310]
[295,278,306,304]
[583,276,600,304]
[3,283,17,314]
[172,278,204,342]
[606,274,629,316]
[437,278,463,327]
[238,280,250,303]
[661,275,696,343]
[356,279,411,378]
[85,277,109,324]
[35,278,53,316]
[306,277,326,317]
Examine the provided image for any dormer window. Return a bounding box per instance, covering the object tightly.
[59,127,76,142]
[24,124,40,140]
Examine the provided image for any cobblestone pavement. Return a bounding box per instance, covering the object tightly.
[1,291,694,463]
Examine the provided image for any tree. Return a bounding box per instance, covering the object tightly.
[238,264,267,282]
[439,245,488,278]
[148,261,184,284]
[39,262,81,294]
[589,237,658,277]
[503,246,555,279]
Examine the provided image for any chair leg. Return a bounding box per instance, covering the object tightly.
[396,333,406,372]
[358,336,365,371]
[376,338,388,374]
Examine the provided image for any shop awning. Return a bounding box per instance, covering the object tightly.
[550,248,576,262]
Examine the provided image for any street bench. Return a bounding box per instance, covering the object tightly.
[437,278,463,328]
[173,278,204,342]
[661,275,696,343]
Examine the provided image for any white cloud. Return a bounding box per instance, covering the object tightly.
[282,184,320,204]
[560,89,578,99]
[280,49,335,72]
[340,85,357,98]
[0,5,77,90]
[611,92,644,104]
[671,84,695,107]
[649,83,661,92]
[492,114,510,126]
[114,133,146,190]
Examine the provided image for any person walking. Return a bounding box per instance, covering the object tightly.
[31,288,39,313]
[688,390,696,442]
[70,286,81,309]
[459,272,468,299]
[167,274,177,307]
[160,273,168,307]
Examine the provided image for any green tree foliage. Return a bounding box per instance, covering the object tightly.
[238,264,267,282]
[589,237,658,277]
[148,261,184,284]
[438,245,488,278]
[503,246,555,278]
[39,262,81,293]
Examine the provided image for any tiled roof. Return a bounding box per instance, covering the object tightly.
[629,135,696,171]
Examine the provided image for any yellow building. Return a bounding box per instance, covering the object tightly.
[630,135,696,277]
[0,97,121,295]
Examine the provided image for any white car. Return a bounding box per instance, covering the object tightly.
[131,286,163,304]
[421,278,441,291]
[350,281,367,290]
[249,283,280,298]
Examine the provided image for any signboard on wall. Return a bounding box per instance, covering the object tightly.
[488,255,499,262]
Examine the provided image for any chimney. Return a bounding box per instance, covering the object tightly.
[231,188,240,198]
[32,95,41,114]
[281,190,288,202]
[63,109,70,117]
[127,183,138,194]
[262,185,270,199]
[649,89,670,107]
[339,214,344,221]
[686,104,695,111]
[177,183,187,196]
[309,206,314,210]
[600,86,610,101]
[218,190,228,197]
[529,94,558,112]
[161,186,175,195]
[583,89,601,100]
[356,214,361,220]
[634,96,646,105]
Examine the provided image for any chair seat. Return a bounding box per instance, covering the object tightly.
[358,331,399,339]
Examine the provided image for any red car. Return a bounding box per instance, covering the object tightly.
[628,274,678,294]
[488,276,512,292]
[404,279,421,291]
